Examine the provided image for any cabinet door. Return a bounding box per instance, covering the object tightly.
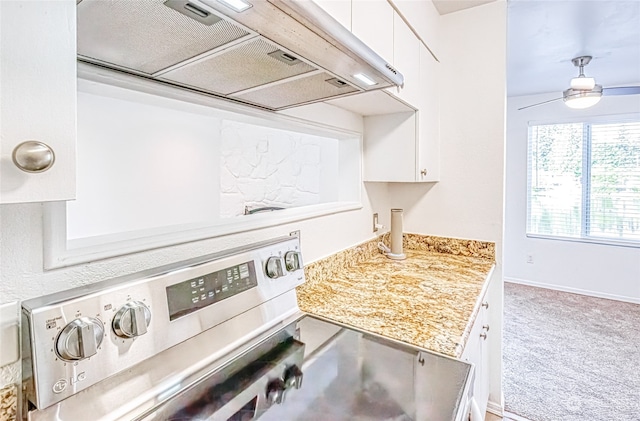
[389,0,440,59]
[417,43,440,181]
[313,0,352,30]
[0,0,76,204]
[352,0,394,65]
[363,111,417,182]
[461,300,490,419]
[386,12,420,108]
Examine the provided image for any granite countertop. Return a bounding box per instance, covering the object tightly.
[296,233,495,358]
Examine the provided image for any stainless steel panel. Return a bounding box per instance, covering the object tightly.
[76,0,404,111]
[22,236,304,409]
[77,0,250,74]
[232,72,358,109]
[27,294,302,421]
[160,38,316,95]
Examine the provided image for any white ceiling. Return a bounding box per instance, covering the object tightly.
[432,0,496,15]
[507,0,640,97]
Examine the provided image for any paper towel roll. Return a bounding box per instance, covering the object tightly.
[389,208,406,260]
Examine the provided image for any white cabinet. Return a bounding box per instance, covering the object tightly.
[363,111,417,182]
[417,43,440,181]
[363,43,440,182]
[389,0,441,59]
[461,290,492,420]
[0,0,76,204]
[352,0,394,65]
[386,11,420,107]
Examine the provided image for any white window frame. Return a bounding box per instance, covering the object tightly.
[526,113,640,249]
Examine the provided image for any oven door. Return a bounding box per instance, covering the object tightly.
[139,315,472,421]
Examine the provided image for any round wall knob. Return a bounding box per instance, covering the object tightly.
[12,141,55,173]
[482,302,489,309]
[112,301,151,338]
[56,317,104,361]
[284,251,302,272]
[265,257,285,279]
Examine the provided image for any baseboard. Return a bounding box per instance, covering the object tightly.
[486,400,504,416]
[504,277,640,304]
[503,411,534,421]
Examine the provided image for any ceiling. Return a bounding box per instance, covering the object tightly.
[432,0,496,15]
[507,0,640,97]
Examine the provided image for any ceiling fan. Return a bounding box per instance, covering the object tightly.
[518,55,640,110]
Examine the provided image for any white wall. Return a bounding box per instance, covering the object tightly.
[388,1,507,411]
[505,92,640,303]
[0,102,391,303]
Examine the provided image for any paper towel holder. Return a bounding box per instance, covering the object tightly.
[388,208,406,260]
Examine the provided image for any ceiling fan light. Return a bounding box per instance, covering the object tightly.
[563,86,603,109]
[570,76,596,90]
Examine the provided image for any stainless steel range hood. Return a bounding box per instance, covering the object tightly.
[76,0,404,111]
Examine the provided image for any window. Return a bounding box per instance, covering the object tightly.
[527,119,640,245]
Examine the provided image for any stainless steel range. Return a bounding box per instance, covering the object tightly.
[21,236,474,420]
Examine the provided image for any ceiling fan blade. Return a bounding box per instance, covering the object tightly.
[603,86,640,96]
[517,97,563,111]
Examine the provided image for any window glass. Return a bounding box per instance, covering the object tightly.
[527,120,640,245]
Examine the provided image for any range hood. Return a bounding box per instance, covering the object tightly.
[76,0,404,111]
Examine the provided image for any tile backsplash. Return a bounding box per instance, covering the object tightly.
[0,302,20,421]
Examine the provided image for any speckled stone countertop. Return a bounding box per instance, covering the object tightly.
[297,233,495,358]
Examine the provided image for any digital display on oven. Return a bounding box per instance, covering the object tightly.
[166,261,257,321]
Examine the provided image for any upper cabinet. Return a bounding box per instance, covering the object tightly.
[352,0,394,66]
[386,11,420,107]
[417,43,440,182]
[0,0,77,204]
[390,0,440,58]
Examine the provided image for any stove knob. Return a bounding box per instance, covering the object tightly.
[265,256,285,279]
[284,364,304,390]
[265,378,286,406]
[112,301,151,338]
[284,251,302,272]
[56,317,104,361]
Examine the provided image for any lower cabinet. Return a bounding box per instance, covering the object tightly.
[461,292,491,420]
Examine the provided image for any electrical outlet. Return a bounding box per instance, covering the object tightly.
[373,213,379,233]
[526,254,534,264]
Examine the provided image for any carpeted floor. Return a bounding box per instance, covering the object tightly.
[503,282,640,421]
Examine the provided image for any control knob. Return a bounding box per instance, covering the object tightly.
[284,364,304,390]
[112,301,151,338]
[265,378,287,406]
[284,251,302,272]
[56,317,104,361]
[265,256,285,279]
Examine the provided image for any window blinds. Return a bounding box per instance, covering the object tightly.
[527,120,640,243]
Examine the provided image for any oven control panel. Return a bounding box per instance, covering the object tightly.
[22,236,304,410]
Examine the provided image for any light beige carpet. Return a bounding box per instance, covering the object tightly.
[503,282,640,421]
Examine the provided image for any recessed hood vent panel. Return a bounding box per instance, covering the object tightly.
[76,0,403,111]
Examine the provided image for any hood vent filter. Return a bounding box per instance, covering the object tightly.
[77,0,403,110]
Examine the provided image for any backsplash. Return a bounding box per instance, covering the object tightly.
[0,302,20,421]
[303,232,495,287]
[219,120,339,217]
